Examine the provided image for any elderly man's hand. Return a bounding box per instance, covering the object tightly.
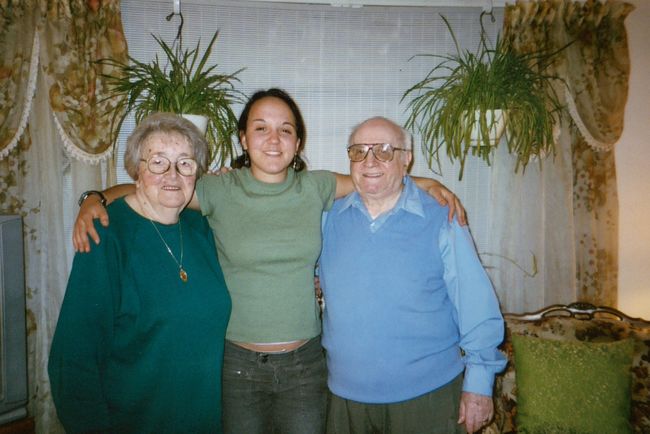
[458,391,493,433]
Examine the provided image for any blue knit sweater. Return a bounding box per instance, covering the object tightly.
[320,177,506,403]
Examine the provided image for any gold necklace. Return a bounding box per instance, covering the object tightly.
[149,219,188,282]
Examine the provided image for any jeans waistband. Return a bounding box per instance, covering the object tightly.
[225,336,322,361]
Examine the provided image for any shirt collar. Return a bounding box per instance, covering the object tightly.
[337,176,425,219]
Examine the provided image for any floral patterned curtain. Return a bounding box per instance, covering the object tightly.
[503,0,634,306]
[0,0,38,159]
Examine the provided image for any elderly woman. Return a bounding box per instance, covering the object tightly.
[48,113,231,433]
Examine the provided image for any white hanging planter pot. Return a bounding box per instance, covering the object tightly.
[181,114,209,135]
[468,109,506,148]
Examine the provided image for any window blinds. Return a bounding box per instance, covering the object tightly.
[118,0,502,253]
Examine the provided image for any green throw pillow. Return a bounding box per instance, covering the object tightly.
[512,334,635,434]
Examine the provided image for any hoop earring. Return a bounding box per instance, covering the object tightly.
[292,154,299,171]
[243,150,250,166]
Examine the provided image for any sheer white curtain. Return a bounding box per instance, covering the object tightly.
[23,67,107,434]
[485,116,576,313]
[23,70,68,434]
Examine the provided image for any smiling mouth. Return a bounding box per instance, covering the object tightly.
[263,151,282,157]
[363,173,383,178]
[161,186,181,191]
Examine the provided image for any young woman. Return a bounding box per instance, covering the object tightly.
[73,89,464,434]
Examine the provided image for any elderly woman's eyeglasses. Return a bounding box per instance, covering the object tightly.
[140,155,198,176]
[347,143,408,162]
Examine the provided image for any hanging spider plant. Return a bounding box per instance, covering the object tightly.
[99,30,244,167]
[402,15,566,180]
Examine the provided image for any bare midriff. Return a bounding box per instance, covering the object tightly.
[232,339,309,354]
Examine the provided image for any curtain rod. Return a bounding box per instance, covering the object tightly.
[239,0,505,7]
[151,0,506,8]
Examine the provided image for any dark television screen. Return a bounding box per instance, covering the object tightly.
[0,215,28,424]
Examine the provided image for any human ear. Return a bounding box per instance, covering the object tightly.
[240,132,248,151]
[403,150,413,172]
[404,150,413,166]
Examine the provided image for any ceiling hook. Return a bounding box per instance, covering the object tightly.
[166,0,181,21]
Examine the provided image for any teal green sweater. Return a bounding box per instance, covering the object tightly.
[196,168,336,343]
[49,198,231,433]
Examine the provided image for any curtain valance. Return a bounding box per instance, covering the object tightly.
[503,0,634,152]
[0,0,127,163]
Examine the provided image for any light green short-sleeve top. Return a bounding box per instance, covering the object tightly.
[196,168,336,343]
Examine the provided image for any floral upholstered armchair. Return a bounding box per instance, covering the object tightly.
[484,302,650,434]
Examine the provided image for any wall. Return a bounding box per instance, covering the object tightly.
[617,0,650,318]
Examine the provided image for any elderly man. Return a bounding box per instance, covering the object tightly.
[319,117,506,434]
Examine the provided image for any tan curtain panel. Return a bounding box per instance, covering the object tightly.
[572,131,619,305]
[503,0,634,306]
[0,0,127,164]
[0,0,39,159]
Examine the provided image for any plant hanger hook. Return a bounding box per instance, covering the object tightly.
[479,0,495,51]
[482,0,495,21]
[166,0,184,50]
[480,7,496,32]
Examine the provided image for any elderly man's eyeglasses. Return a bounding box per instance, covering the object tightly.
[347,143,408,162]
[140,155,198,176]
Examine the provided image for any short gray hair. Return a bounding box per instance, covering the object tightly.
[348,116,413,151]
[124,112,209,180]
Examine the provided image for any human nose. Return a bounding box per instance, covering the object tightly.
[165,162,180,177]
[362,147,379,165]
[268,128,280,144]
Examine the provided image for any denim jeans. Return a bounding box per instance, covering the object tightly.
[222,337,328,434]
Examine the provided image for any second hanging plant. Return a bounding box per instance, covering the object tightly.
[402,14,566,180]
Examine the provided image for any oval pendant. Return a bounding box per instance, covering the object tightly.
[179,268,188,283]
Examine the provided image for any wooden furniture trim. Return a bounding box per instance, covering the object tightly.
[504,301,650,327]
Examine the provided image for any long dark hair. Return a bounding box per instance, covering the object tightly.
[232,88,307,171]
